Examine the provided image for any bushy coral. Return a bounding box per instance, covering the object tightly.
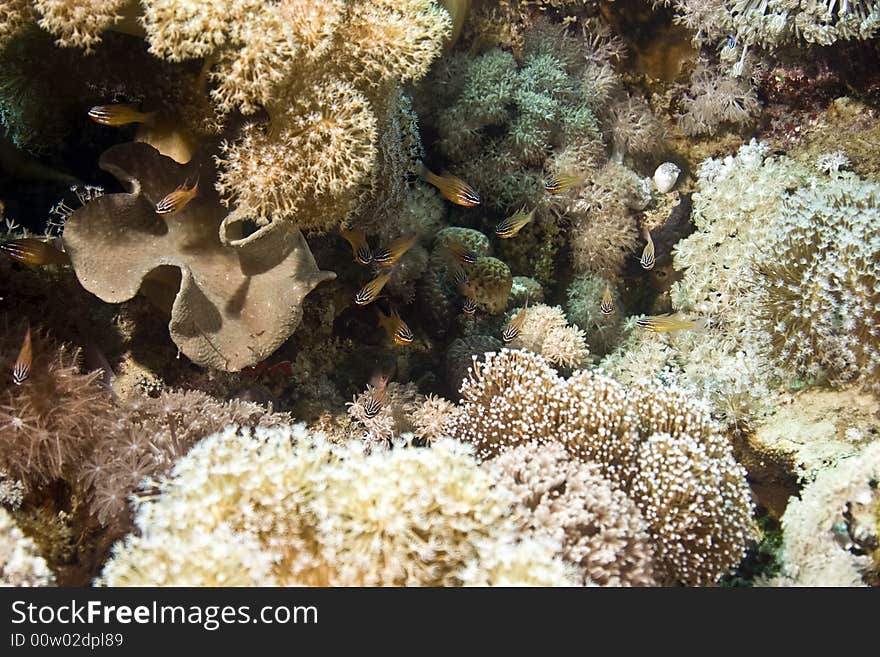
[565,273,622,356]
[81,389,291,527]
[33,0,130,52]
[98,426,576,586]
[505,302,589,368]
[346,380,421,445]
[489,442,657,586]
[215,78,378,229]
[620,140,880,434]
[451,349,757,584]
[1,507,55,586]
[678,57,762,136]
[750,169,880,394]
[768,440,880,586]
[662,0,880,48]
[0,324,114,486]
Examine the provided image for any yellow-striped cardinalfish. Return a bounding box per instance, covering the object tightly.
[340,227,372,266]
[374,234,416,268]
[13,325,32,385]
[156,178,199,215]
[418,162,480,207]
[462,297,477,315]
[377,307,414,346]
[544,173,581,195]
[640,228,655,270]
[0,238,70,266]
[600,285,614,315]
[364,373,389,418]
[88,104,156,127]
[502,298,529,343]
[355,271,392,306]
[495,206,535,239]
[445,236,477,266]
[636,315,706,332]
[449,260,470,288]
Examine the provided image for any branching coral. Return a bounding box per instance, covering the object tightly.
[1,507,55,586]
[489,442,657,586]
[63,142,334,371]
[98,426,576,586]
[450,349,757,584]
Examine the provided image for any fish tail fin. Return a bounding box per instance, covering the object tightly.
[417,161,435,185]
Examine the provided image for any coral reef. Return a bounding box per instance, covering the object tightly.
[565,273,622,356]
[99,426,577,586]
[768,440,880,586]
[504,302,589,367]
[489,442,657,586]
[62,142,335,371]
[0,323,113,486]
[81,389,291,527]
[0,506,55,586]
[451,349,757,584]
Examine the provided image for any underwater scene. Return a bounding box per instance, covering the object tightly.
[0,0,878,588]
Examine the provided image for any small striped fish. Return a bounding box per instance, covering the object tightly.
[378,307,414,346]
[502,299,529,343]
[419,162,480,207]
[494,207,535,239]
[600,285,614,315]
[13,325,32,385]
[340,227,372,266]
[156,178,199,216]
[374,234,416,268]
[640,229,655,270]
[355,271,392,306]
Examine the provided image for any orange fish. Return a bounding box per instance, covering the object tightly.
[502,298,529,343]
[374,234,416,268]
[495,207,535,239]
[0,238,70,266]
[13,325,32,385]
[88,104,156,127]
[156,178,199,215]
[355,271,392,306]
[377,307,414,346]
[544,173,582,194]
[340,227,372,266]
[419,162,480,207]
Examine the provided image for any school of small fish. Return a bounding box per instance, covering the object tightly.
[4,105,700,390]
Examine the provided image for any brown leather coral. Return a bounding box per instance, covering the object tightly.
[62,142,334,371]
